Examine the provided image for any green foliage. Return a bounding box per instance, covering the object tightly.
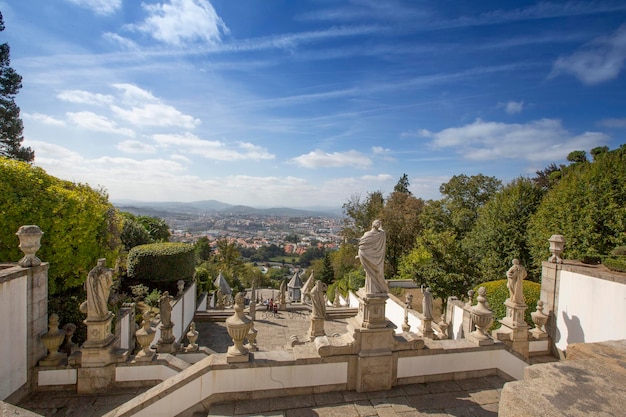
[0,158,121,294]
[127,242,195,283]
[136,215,170,242]
[465,177,544,282]
[566,150,588,164]
[0,13,33,162]
[611,246,626,256]
[527,145,626,277]
[393,173,411,194]
[319,252,335,285]
[603,257,626,273]
[342,191,385,242]
[194,236,212,263]
[472,279,541,329]
[299,246,325,267]
[120,214,152,251]
[48,288,87,345]
[590,146,609,161]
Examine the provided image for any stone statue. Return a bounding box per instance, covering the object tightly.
[280,279,287,305]
[422,287,433,319]
[82,258,113,321]
[159,291,173,327]
[356,219,387,295]
[506,259,527,305]
[405,293,413,309]
[311,280,327,319]
[216,288,224,310]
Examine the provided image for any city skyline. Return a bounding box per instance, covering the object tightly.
[4,0,626,208]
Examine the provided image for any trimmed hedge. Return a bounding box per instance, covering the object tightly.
[128,242,195,283]
[603,257,626,273]
[472,279,541,329]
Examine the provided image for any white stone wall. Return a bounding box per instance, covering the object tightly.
[554,270,626,351]
[0,266,28,400]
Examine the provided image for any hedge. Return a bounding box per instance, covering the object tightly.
[472,279,541,330]
[128,242,195,283]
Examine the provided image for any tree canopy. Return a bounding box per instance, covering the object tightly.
[0,12,33,162]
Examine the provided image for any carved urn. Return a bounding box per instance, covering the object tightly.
[470,287,493,340]
[226,299,252,357]
[16,225,44,267]
[531,300,549,333]
[135,312,156,359]
[548,234,565,263]
[41,313,65,364]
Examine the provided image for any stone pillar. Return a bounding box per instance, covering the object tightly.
[310,317,325,339]
[157,323,176,353]
[493,300,529,357]
[421,318,434,339]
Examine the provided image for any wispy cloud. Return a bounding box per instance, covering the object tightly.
[57,90,114,106]
[151,133,274,161]
[116,140,157,154]
[66,111,135,137]
[291,149,371,169]
[551,24,626,85]
[65,0,121,16]
[127,0,229,46]
[423,118,609,162]
[102,33,139,50]
[22,113,66,127]
[499,100,525,115]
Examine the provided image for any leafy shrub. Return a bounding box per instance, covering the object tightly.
[0,158,121,294]
[48,288,87,345]
[127,242,195,284]
[472,279,541,329]
[610,246,626,256]
[581,253,601,265]
[603,257,626,273]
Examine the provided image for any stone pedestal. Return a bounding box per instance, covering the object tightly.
[157,324,176,354]
[421,318,434,339]
[493,299,530,357]
[83,313,115,349]
[310,317,325,339]
[356,289,388,329]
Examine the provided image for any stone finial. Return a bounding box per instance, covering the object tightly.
[530,300,549,339]
[185,322,199,352]
[40,313,66,366]
[548,234,565,263]
[135,311,156,361]
[16,225,44,267]
[466,289,475,307]
[177,280,185,296]
[470,287,494,342]
[225,292,252,362]
[405,293,413,310]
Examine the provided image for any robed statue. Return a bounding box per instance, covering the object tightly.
[81,258,113,321]
[357,219,387,295]
[506,259,527,305]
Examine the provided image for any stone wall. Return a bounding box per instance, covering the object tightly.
[0,263,48,401]
[541,261,626,356]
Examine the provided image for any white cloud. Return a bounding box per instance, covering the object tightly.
[103,33,139,50]
[500,100,524,114]
[151,132,274,161]
[22,113,66,127]
[372,146,395,162]
[428,118,609,162]
[66,111,135,137]
[291,149,371,169]
[129,0,229,46]
[109,84,200,129]
[57,90,114,106]
[116,140,157,154]
[65,0,121,16]
[551,24,626,85]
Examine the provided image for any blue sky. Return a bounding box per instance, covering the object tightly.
[3,0,626,208]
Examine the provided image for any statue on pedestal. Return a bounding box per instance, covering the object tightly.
[81,258,113,321]
[506,259,526,305]
[159,291,173,327]
[357,220,387,295]
[311,280,327,319]
[422,287,433,320]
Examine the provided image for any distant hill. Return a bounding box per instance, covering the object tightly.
[112,199,343,218]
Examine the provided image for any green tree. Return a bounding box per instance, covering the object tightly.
[319,252,335,285]
[214,239,245,277]
[342,191,384,242]
[0,158,120,294]
[381,185,424,278]
[194,236,212,264]
[532,162,563,191]
[590,146,609,161]
[120,213,152,251]
[527,145,626,277]
[0,13,33,162]
[566,150,587,164]
[393,173,411,194]
[136,215,170,242]
[465,177,544,282]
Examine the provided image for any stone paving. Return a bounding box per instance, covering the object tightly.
[203,375,508,417]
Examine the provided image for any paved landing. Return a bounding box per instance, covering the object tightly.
[202,375,509,417]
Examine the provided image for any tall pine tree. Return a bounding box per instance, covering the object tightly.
[0,11,33,162]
